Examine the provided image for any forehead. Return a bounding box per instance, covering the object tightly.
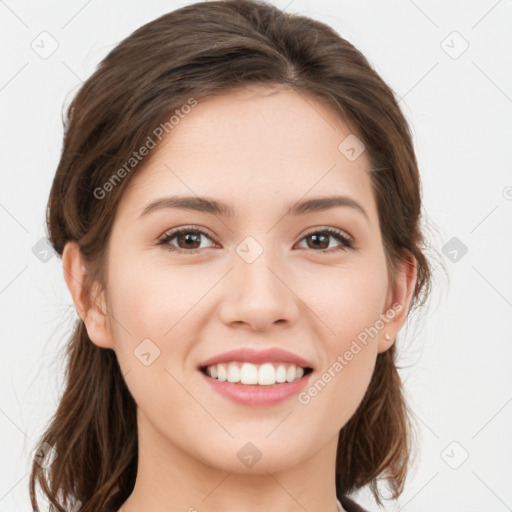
[117,85,378,226]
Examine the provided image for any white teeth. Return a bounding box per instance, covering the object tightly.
[227,364,240,382]
[240,362,258,384]
[205,362,308,385]
[258,363,275,386]
[286,365,297,382]
[275,365,287,383]
[217,364,227,382]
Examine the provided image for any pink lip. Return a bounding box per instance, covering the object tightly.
[198,347,314,369]
[199,370,313,406]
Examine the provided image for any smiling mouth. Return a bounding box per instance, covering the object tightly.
[199,361,313,386]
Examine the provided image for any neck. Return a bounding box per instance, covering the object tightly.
[120,410,341,512]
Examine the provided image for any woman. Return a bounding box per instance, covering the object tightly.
[29,1,435,511]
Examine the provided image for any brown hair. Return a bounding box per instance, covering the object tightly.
[30,1,440,510]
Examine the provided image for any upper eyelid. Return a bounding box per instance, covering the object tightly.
[160,225,217,242]
[301,225,352,241]
[159,224,354,244]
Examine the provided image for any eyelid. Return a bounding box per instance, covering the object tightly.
[301,225,353,243]
[159,224,217,241]
[158,224,355,253]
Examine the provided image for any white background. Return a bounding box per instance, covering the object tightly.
[1,0,511,511]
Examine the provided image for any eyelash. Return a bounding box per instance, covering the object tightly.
[157,225,355,255]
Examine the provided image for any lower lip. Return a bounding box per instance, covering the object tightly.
[199,370,313,406]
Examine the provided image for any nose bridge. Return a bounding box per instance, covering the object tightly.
[234,233,285,297]
[220,233,298,329]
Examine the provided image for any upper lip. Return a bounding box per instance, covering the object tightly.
[198,348,314,369]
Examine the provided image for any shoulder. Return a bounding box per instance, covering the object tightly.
[339,495,370,512]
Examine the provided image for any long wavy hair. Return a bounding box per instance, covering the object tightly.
[29,1,439,510]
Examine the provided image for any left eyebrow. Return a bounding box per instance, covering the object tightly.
[138,194,370,223]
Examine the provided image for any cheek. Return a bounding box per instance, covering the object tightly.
[309,259,388,347]
[300,325,377,431]
[105,257,217,398]
[107,256,208,340]
[299,262,386,416]
[105,261,205,424]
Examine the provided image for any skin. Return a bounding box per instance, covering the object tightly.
[63,85,417,512]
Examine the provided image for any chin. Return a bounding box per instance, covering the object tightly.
[192,435,317,475]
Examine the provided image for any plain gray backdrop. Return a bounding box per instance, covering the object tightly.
[1,0,511,511]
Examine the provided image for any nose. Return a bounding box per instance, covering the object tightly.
[218,247,300,332]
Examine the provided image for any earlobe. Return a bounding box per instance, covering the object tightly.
[62,241,114,349]
[377,253,418,354]
[378,331,394,353]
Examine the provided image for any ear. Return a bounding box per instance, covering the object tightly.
[377,252,418,353]
[62,241,114,349]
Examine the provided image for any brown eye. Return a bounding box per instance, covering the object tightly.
[306,233,330,250]
[159,227,215,253]
[297,228,354,252]
[175,231,202,249]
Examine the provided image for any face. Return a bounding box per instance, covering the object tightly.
[70,85,413,477]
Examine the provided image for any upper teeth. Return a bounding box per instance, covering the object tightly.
[205,362,306,385]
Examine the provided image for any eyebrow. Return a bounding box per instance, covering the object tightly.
[139,194,369,222]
